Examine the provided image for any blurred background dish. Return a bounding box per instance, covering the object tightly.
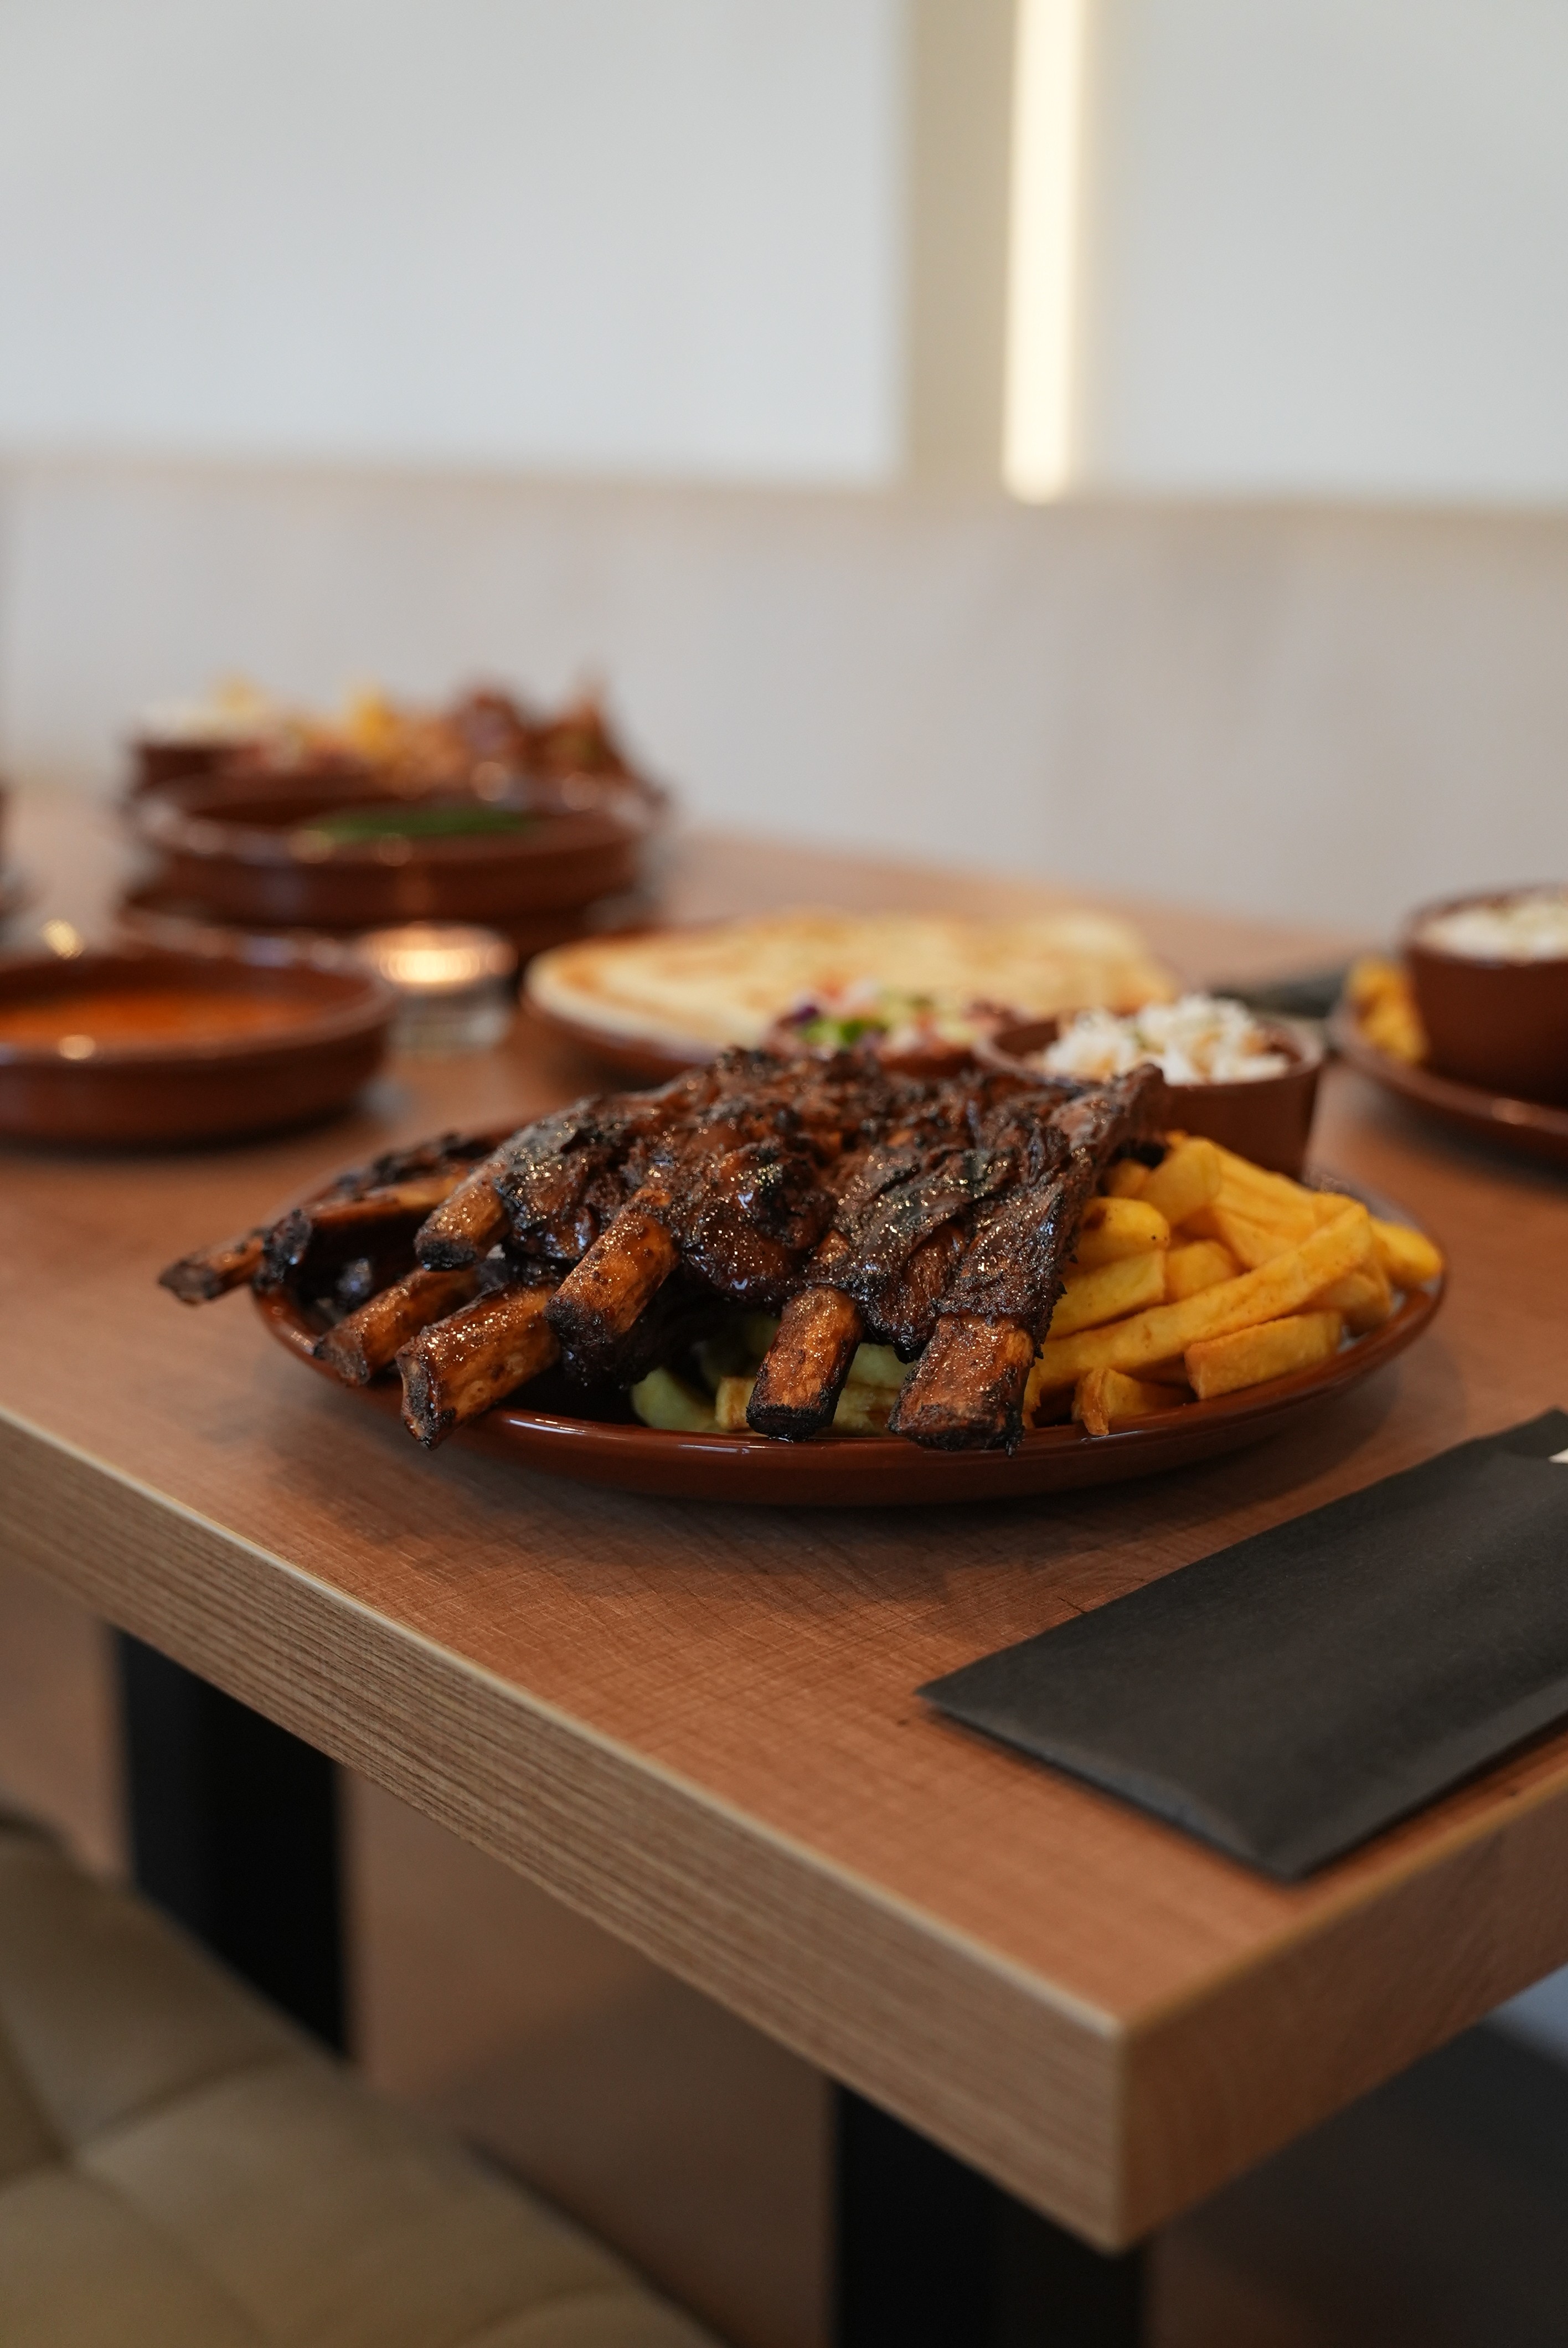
[983,998,1324,1177]
[524,906,1175,1079]
[120,679,669,976]
[0,944,392,1145]
[1332,907,1568,1165]
[128,679,668,813]
[130,769,651,932]
[1404,887,1568,1105]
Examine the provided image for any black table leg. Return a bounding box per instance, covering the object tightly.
[834,2088,1146,2347]
[116,1633,347,2051]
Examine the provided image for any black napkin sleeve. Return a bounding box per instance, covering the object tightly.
[921,1412,1568,1879]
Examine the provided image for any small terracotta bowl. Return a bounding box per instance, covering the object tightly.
[0,948,393,1146]
[1405,889,1568,1106]
[984,1015,1324,1176]
[130,770,649,930]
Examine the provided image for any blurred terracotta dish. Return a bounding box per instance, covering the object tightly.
[525,907,1174,1075]
[1330,998,1568,1171]
[1404,888,1568,1106]
[984,1001,1323,1177]
[0,949,392,1145]
[130,771,651,933]
[117,877,653,972]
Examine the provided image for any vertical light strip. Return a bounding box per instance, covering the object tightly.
[1003,0,1089,499]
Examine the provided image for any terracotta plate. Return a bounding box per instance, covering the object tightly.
[1329,1003,1568,1171]
[131,773,651,931]
[118,881,659,972]
[255,1203,1443,1507]
[0,948,394,1146]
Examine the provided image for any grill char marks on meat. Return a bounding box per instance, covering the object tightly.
[745,1140,1012,1438]
[891,1064,1163,1451]
[546,1053,879,1380]
[159,1050,1167,1456]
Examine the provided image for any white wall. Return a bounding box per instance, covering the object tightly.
[12,0,1568,508]
[0,0,902,484]
[1065,0,1568,503]
[5,456,1567,938]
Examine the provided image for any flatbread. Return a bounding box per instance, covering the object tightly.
[527,907,1174,1054]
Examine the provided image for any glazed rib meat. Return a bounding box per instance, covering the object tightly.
[893,1064,1163,1449]
[158,1049,1162,1453]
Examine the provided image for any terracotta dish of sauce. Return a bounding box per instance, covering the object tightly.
[0,982,329,1054]
[0,949,393,1145]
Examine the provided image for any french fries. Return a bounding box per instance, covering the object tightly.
[1370,1216,1445,1291]
[630,1131,1445,1443]
[1165,1239,1240,1299]
[1048,1249,1166,1340]
[1186,1310,1343,1400]
[1138,1136,1222,1228]
[1030,1201,1373,1389]
[1347,956,1427,1064]
[1073,1367,1188,1436]
[1308,1260,1393,1335]
[1073,1195,1172,1268]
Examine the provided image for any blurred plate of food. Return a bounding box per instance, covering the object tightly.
[523,905,1178,1079]
[124,679,669,954]
[128,678,669,815]
[1332,915,1568,1168]
[162,1048,1443,1507]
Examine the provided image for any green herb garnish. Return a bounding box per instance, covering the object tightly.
[310,803,540,842]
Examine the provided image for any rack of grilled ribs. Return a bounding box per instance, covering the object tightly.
[159,1049,1162,1453]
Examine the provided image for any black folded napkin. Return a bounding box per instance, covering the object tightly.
[921,1412,1568,1878]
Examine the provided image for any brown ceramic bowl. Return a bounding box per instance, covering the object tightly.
[130,771,649,931]
[117,878,657,974]
[1405,889,1568,1106]
[1329,999,1568,1171]
[0,948,393,1146]
[983,1015,1324,1176]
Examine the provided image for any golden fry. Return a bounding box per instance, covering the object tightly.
[1138,1137,1223,1229]
[1185,1309,1344,1400]
[1347,956,1427,1063]
[1074,1367,1189,1436]
[1370,1216,1445,1290]
[1309,1260,1393,1334]
[1101,1159,1149,1199]
[1165,1239,1240,1300]
[1049,1249,1167,1340]
[1030,1202,1371,1387]
[1074,1195,1172,1268]
[1209,1202,1298,1269]
[1211,1146,1317,1221]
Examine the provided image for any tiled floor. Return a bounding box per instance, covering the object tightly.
[4,1550,1567,2348]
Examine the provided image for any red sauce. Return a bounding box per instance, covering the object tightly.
[0,985,323,1051]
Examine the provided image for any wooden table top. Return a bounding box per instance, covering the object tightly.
[4,789,1567,2250]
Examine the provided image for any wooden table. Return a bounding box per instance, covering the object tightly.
[5,792,1568,2325]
